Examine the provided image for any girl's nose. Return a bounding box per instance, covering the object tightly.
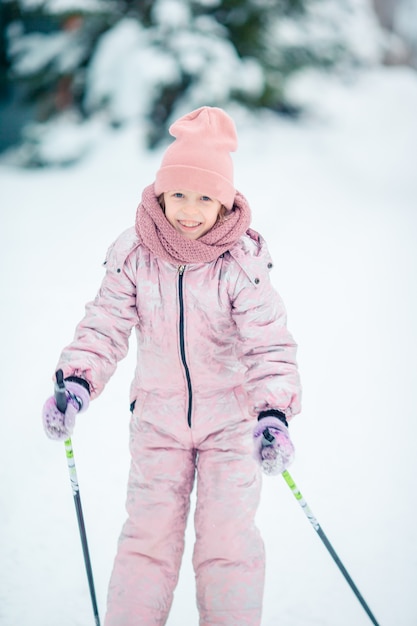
[183,200,196,214]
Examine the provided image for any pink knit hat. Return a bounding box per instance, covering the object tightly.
[154,106,237,209]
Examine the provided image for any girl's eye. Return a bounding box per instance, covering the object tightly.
[173,192,184,198]
[201,196,211,202]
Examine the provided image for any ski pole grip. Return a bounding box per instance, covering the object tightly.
[55,369,68,414]
[262,427,275,446]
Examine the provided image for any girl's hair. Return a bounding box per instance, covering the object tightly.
[158,194,233,223]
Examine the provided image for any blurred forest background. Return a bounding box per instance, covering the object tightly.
[1,0,416,167]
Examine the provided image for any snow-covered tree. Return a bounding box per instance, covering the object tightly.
[372,0,417,67]
[1,0,385,165]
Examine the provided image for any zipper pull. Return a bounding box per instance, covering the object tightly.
[178,265,186,275]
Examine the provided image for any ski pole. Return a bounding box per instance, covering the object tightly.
[55,370,101,626]
[281,468,381,626]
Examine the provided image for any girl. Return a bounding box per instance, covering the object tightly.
[43,106,301,626]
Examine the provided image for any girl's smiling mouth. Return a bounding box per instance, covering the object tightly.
[178,220,202,230]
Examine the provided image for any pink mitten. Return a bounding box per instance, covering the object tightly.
[42,381,90,441]
[253,414,295,476]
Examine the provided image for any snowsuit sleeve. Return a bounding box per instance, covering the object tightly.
[56,228,140,398]
[229,232,301,420]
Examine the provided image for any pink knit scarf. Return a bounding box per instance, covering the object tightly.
[135,184,251,264]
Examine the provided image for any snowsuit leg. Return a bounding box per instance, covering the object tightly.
[193,420,265,626]
[104,415,196,626]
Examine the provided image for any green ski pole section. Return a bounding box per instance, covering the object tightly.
[281,470,381,626]
[64,437,101,626]
[282,469,319,530]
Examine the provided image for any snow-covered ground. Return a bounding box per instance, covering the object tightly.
[1,66,416,625]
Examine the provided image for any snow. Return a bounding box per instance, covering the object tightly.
[15,0,112,13]
[395,0,417,44]
[8,29,84,76]
[84,19,181,124]
[152,0,193,28]
[271,0,381,62]
[5,0,390,168]
[1,66,417,625]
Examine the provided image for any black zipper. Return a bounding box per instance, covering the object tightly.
[178,265,193,427]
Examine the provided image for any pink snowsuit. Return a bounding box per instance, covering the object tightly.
[57,225,301,626]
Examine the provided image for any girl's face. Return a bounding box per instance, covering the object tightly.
[163,190,222,240]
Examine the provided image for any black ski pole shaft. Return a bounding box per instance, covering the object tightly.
[282,469,381,626]
[55,370,101,626]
